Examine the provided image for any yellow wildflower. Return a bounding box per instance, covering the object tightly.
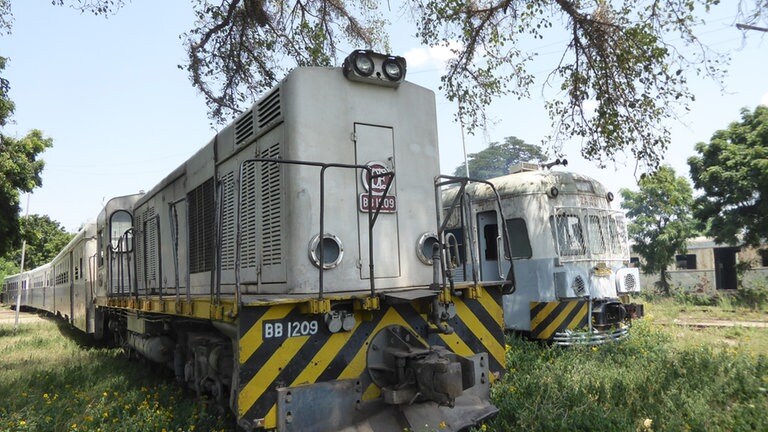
[642,418,653,430]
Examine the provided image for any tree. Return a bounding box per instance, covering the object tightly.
[0,55,53,256]
[453,136,545,179]
[39,0,768,171]
[620,166,696,295]
[1,215,74,271]
[688,105,768,248]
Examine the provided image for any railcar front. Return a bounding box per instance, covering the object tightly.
[443,166,643,345]
[95,51,505,432]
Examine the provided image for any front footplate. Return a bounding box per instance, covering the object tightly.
[276,354,497,431]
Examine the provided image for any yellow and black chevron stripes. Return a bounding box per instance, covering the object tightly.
[236,286,504,429]
[530,300,589,340]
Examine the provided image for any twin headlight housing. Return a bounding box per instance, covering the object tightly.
[343,50,407,87]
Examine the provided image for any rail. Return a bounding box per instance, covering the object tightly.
[434,175,513,290]
[235,158,394,303]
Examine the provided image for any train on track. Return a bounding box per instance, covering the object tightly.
[3,49,646,431]
[441,161,643,345]
[3,50,508,432]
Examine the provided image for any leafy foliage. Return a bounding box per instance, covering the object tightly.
[453,136,545,179]
[0,56,53,257]
[620,166,696,294]
[1,215,74,272]
[688,105,768,247]
[180,0,390,122]
[37,0,767,170]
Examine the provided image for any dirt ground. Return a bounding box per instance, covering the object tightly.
[0,307,45,325]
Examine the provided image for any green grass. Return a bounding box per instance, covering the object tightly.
[0,315,233,432]
[481,306,768,432]
[2,301,767,432]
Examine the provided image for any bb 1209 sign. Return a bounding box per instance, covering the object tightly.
[359,194,397,213]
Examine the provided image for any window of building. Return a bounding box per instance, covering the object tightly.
[759,249,768,267]
[675,254,697,270]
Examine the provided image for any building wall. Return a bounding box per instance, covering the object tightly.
[634,237,768,292]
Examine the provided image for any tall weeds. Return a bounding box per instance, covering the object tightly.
[486,319,768,431]
[0,318,232,432]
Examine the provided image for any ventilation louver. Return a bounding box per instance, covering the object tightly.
[235,110,255,146]
[188,178,215,273]
[257,88,281,129]
[220,172,236,271]
[624,273,636,291]
[143,207,158,287]
[260,143,282,267]
[572,275,586,296]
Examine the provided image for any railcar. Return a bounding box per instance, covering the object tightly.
[441,162,643,345]
[4,51,506,431]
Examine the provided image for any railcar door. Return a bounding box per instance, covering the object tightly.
[477,211,504,281]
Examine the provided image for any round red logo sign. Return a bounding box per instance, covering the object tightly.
[361,161,392,194]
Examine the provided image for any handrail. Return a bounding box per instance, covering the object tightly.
[236,157,394,302]
[434,175,513,287]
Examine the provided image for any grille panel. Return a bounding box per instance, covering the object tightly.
[188,178,215,273]
[572,275,586,296]
[257,88,281,129]
[260,144,282,267]
[221,172,236,271]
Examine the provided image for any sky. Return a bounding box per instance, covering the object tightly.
[3,1,767,232]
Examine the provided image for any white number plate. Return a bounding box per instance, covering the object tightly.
[263,319,319,340]
[359,194,397,213]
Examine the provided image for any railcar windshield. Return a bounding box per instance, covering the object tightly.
[550,207,629,261]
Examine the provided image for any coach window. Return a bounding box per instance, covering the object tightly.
[760,249,768,267]
[110,210,133,252]
[505,218,532,259]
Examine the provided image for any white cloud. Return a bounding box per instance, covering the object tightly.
[403,41,463,73]
[582,99,599,116]
[761,91,768,107]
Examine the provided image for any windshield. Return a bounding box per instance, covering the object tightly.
[550,208,629,261]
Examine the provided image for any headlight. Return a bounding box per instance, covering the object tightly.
[382,58,404,81]
[309,234,344,269]
[416,232,440,265]
[342,50,407,87]
[353,53,374,77]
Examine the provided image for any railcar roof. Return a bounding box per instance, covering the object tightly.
[444,170,610,201]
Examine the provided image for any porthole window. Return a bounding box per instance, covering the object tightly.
[416,232,440,265]
[309,234,344,269]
